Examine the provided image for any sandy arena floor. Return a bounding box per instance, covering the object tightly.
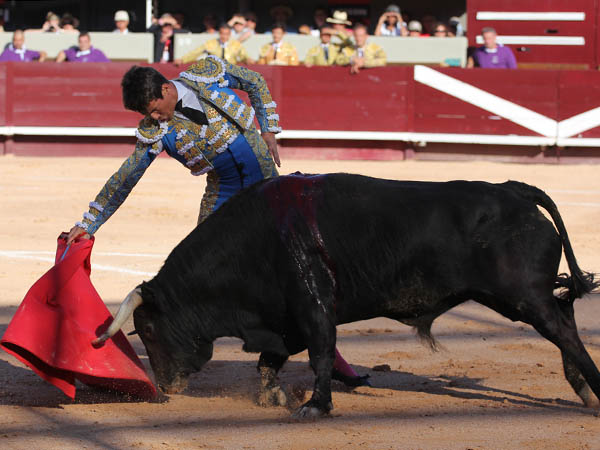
[1,154,599,449]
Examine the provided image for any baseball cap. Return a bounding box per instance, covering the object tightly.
[114,10,129,22]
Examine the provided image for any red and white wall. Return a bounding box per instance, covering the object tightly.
[1,62,599,161]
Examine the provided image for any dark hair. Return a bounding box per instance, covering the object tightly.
[353,22,367,32]
[271,22,285,32]
[121,66,168,114]
[218,22,231,30]
[78,31,90,39]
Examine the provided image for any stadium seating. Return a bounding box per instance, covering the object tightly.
[0,31,468,66]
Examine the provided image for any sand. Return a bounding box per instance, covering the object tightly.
[1,155,599,449]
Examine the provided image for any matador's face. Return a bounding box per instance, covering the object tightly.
[146,82,178,122]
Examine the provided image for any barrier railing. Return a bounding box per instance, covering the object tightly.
[0,62,599,150]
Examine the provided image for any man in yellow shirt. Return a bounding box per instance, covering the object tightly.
[258,23,299,66]
[176,23,251,65]
[337,23,386,74]
[304,26,352,67]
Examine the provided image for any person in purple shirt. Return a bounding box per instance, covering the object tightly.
[0,30,46,62]
[467,27,517,69]
[56,32,110,63]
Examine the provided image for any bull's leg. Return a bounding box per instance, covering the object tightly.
[562,352,600,407]
[526,299,600,408]
[256,352,288,407]
[293,315,336,418]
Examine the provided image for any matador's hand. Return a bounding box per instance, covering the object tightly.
[66,225,90,245]
[262,132,281,167]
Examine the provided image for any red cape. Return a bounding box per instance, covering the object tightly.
[1,236,157,400]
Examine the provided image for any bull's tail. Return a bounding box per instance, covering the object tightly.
[502,180,599,301]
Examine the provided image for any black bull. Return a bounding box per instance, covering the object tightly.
[99,173,598,417]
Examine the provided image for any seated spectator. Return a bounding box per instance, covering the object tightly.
[0,30,46,62]
[176,23,251,65]
[407,20,427,37]
[202,14,217,34]
[173,12,190,32]
[375,4,407,36]
[326,10,353,41]
[113,10,130,34]
[310,7,328,36]
[421,14,437,35]
[269,4,295,33]
[227,14,246,40]
[258,23,299,65]
[337,23,386,74]
[298,24,311,35]
[467,27,517,69]
[237,12,257,42]
[27,12,62,33]
[449,16,465,37]
[433,22,449,37]
[60,12,79,33]
[304,26,350,67]
[56,32,110,62]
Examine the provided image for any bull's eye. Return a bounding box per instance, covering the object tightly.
[143,323,155,340]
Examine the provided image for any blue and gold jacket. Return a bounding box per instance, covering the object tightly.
[76,56,281,234]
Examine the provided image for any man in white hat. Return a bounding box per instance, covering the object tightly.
[325,10,353,43]
[113,10,130,34]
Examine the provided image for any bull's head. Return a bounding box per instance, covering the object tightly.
[93,286,214,394]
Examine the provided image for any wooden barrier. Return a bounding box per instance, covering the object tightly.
[1,62,599,160]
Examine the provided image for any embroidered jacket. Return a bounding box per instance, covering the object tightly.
[76,56,280,234]
[181,39,250,65]
[336,42,387,68]
[257,41,299,66]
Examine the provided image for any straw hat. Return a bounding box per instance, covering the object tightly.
[326,10,352,26]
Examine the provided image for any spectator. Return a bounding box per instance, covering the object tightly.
[258,23,299,65]
[433,22,449,37]
[0,30,46,62]
[60,12,79,33]
[176,23,251,65]
[298,24,311,35]
[269,4,295,33]
[337,23,386,74]
[148,14,180,63]
[27,12,62,33]
[407,20,426,37]
[227,14,246,40]
[237,12,257,42]
[326,10,353,38]
[421,15,437,35]
[56,32,110,62]
[304,26,349,67]
[375,4,407,36]
[113,10,130,34]
[468,27,517,69]
[449,16,465,37]
[173,12,190,32]
[202,14,217,34]
[310,7,328,36]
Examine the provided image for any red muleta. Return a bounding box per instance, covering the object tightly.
[0,235,157,400]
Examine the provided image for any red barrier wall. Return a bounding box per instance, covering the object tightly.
[1,62,600,159]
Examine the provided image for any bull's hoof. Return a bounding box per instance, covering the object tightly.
[578,384,600,408]
[256,386,287,407]
[158,376,189,395]
[292,401,332,419]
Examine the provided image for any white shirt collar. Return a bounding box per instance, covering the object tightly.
[171,80,204,113]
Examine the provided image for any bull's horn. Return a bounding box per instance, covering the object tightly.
[92,287,143,345]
